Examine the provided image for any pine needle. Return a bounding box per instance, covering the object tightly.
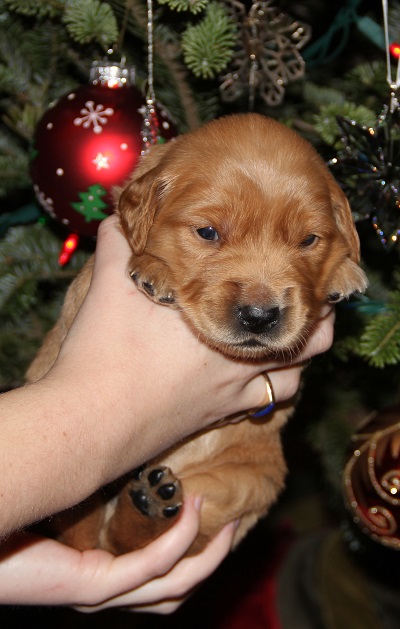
[314,102,377,146]
[157,0,208,14]
[63,0,118,48]
[359,302,400,368]
[0,223,89,387]
[182,2,236,79]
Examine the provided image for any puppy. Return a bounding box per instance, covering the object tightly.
[27,113,367,555]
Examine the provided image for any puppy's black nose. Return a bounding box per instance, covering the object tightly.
[236,305,281,335]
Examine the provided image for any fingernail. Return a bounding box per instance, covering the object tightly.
[194,496,203,512]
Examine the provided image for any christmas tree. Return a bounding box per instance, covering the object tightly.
[2,0,400,626]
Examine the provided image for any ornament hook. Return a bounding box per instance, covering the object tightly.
[382,0,400,111]
[141,0,160,152]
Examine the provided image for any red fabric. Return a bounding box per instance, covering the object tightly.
[216,528,293,629]
[217,568,281,629]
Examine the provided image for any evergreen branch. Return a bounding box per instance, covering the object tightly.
[358,300,400,368]
[3,0,62,17]
[0,21,33,94]
[3,102,43,141]
[314,102,377,146]
[303,82,345,108]
[156,44,201,130]
[343,61,388,98]
[157,0,208,14]
[0,158,30,196]
[63,0,118,48]
[0,132,30,195]
[182,2,236,79]
[0,223,89,387]
[124,0,201,129]
[0,224,88,314]
[0,63,28,95]
[0,18,76,128]
[389,3,400,42]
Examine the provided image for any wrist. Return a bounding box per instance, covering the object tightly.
[42,355,168,488]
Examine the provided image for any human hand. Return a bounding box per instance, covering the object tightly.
[0,496,236,612]
[0,215,335,539]
[50,215,335,488]
[261,304,335,404]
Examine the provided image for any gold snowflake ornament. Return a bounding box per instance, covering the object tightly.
[220,0,311,108]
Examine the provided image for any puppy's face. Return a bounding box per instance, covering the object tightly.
[118,114,367,358]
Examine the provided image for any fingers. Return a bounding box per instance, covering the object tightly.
[75,501,236,613]
[90,215,134,285]
[267,366,302,404]
[130,520,238,614]
[95,215,130,261]
[240,365,301,411]
[244,308,336,409]
[298,307,335,362]
[73,495,203,610]
[97,520,237,613]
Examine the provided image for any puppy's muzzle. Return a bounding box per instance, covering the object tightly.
[236,304,281,335]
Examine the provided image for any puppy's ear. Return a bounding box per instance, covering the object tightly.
[117,142,172,256]
[327,175,361,263]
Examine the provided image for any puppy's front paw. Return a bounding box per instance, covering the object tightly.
[327,258,368,303]
[129,464,183,520]
[129,256,177,307]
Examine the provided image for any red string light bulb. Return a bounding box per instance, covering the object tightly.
[390,42,400,59]
[58,234,80,266]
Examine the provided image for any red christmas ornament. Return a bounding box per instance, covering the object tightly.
[30,61,176,238]
[343,405,400,549]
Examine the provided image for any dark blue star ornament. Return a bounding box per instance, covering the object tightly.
[329,98,400,249]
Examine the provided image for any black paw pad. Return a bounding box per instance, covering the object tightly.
[130,489,150,516]
[131,464,146,480]
[128,464,182,520]
[163,505,180,518]
[157,483,176,500]
[148,468,165,487]
[143,281,155,296]
[159,294,176,304]
[327,292,343,303]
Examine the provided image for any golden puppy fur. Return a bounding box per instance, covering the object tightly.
[27,113,367,555]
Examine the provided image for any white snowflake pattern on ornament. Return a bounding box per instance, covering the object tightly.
[74,101,114,134]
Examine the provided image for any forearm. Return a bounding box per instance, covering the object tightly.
[0,353,192,539]
[0,372,151,539]
[0,380,98,537]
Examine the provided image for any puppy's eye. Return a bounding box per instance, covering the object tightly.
[197,226,220,241]
[300,234,319,248]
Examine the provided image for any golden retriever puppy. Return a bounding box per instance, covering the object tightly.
[27,113,367,555]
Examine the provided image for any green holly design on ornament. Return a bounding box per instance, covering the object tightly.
[71,184,109,223]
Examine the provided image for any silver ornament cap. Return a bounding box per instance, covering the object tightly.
[89,59,135,88]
